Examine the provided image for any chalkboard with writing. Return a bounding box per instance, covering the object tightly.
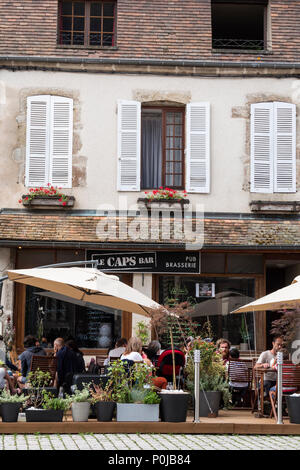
[86,310,114,348]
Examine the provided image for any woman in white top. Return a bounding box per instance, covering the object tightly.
[120,337,145,363]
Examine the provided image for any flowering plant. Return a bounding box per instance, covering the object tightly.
[19,184,69,206]
[144,187,188,200]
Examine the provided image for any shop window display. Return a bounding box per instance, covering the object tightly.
[159,276,255,349]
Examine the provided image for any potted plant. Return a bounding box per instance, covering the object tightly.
[25,369,57,405]
[148,302,194,422]
[19,184,75,209]
[0,389,27,422]
[186,339,231,417]
[25,391,69,422]
[68,384,91,422]
[138,187,189,212]
[90,383,116,422]
[240,315,250,351]
[108,360,161,422]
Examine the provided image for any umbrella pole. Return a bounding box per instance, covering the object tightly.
[169,328,177,390]
[277,351,283,425]
[194,349,200,423]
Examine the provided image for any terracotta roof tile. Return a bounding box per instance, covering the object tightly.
[0,213,300,248]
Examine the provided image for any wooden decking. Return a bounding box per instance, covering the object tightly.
[1,410,300,435]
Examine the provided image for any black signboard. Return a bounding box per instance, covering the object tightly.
[87,251,200,274]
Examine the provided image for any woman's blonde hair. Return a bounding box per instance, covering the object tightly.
[124,337,142,355]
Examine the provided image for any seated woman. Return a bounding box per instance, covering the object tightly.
[121,337,167,390]
[0,360,17,394]
[121,337,144,363]
[143,340,161,367]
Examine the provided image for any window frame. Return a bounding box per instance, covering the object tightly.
[141,105,186,190]
[58,0,117,49]
[211,0,268,52]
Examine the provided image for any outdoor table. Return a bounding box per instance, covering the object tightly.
[255,367,277,418]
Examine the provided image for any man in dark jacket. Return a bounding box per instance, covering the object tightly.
[18,335,46,384]
[54,337,79,393]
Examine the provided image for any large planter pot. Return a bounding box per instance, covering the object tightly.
[25,409,64,422]
[199,391,222,417]
[159,392,190,422]
[239,343,249,351]
[71,402,91,422]
[285,395,300,424]
[116,403,159,422]
[0,402,22,422]
[94,401,116,422]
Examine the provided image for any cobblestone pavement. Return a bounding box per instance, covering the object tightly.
[1,434,300,450]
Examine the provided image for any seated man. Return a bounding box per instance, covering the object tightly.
[18,335,46,387]
[216,338,231,365]
[254,335,284,395]
[104,337,128,366]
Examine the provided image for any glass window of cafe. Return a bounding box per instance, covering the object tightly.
[25,286,122,349]
[159,276,255,348]
[158,253,264,349]
[17,249,124,350]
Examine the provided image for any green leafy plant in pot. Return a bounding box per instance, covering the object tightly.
[107,360,161,422]
[148,302,197,422]
[25,369,53,409]
[0,389,27,422]
[186,338,231,417]
[67,383,91,422]
[25,390,69,422]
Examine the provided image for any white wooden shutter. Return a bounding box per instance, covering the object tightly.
[49,96,73,188]
[186,102,210,193]
[25,95,50,187]
[117,100,141,191]
[250,103,274,193]
[274,102,296,193]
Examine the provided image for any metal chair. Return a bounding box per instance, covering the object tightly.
[269,361,300,421]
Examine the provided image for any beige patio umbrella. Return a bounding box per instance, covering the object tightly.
[232,275,300,313]
[7,267,160,316]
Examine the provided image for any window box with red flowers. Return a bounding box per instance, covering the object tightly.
[138,188,189,212]
[19,185,75,209]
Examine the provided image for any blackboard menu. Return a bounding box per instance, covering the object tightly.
[86,310,114,348]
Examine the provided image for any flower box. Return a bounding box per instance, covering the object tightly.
[21,195,75,209]
[138,198,190,212]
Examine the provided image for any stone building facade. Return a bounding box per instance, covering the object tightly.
[0,0,300,354]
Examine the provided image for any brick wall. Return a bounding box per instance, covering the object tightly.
[0,1,299,63]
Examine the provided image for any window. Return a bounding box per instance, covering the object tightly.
[211,0,267,50]
[26,95,73,188]
[158,276,255,349]
[141,108,185,189]
[117,101,210,193]
[59,1,116,47]
[250,102,296,193]
[25,285,122,349]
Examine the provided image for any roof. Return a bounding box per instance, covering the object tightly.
[1,212,300,249]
